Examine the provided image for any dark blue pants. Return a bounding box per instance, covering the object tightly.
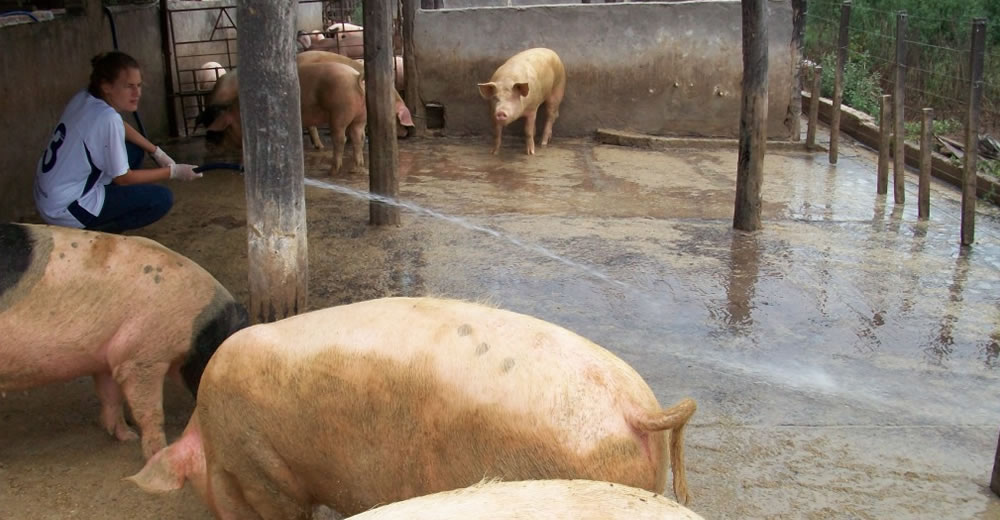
[68,142,174,233]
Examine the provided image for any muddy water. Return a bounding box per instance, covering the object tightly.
[2,134,999,519]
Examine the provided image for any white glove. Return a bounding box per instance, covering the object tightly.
[151,146,176,167]
[169,163,203,181]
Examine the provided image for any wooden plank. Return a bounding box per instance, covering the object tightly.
[733,0,768,232]
[788,0,806,142]
[238,0,308,323]
[365,0,401,226]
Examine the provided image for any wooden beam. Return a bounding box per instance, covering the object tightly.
[402,0,427,137]
[829,0,850,164]
[961,19,986,246]
[365,0,401,226]
[238,0,308,323]
[806,65,821,150]
[788,0,806,141]
[893,12,907,204]
[919,108,933,219]
[733,0,768,232]
[877,94,891,195]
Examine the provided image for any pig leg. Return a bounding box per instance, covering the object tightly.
[93,371,139,442]
[207,469,264,520]
[541,88,564,147]
[330,129,347,177]
[308,127,324,150]
[491,121,504,155]
[523,108,538,155]
[349,120,366,172]
[115,360,170,459]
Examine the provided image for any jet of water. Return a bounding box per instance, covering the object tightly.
[303,177,628,288]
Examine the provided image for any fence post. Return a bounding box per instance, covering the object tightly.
[961,18,987,247]
[789,0,806,141]
[238,0,308,323]
[365,0,401,226]
[829,0,850,164]
[877,94,891,194]
[919,108,933,220]
[993,428,1000,497]
[733,0,768,232]
[807,65,821,149]
[893,12,907,204]
[402,0,426,137]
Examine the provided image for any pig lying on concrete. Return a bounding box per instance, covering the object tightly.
[478,48,566,156]
[127,296,696,518]
[347,479,705,520]
[296,50,414,147]
[198,63,368,176]
[0,223,247,459]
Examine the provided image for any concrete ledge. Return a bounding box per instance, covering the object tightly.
[595,128,817,152]
[802,92,1000,205]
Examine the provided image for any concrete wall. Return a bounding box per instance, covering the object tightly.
[414,0,794,138]
[0,1,168,222]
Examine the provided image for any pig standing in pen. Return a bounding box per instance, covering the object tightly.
[128,297,696,519]
[0,223,248,459]
[346,479,705,520]
[295,50,413,147]
[478,47,566,156]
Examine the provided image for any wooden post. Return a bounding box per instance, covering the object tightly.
[992,428,1000,497]
[733,0,768,232]
[788,0,806,141]
[365,0,401,226]
[806,65,821,150]
[238,0,308,323]
[877,94,891,195]
[829,0,850,164]
[961,19,986,247]
[893,12,907,204]
[919,107,933,220]
[402,0,426,137]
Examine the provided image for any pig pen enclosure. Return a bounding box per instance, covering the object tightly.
[3,0,1000,519]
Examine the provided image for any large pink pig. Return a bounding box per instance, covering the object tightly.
[296,50,414,145]
[128,297,696,518]
[200,62,369,176]
[348,479,705,520]
[0,223,247,459]
[477,48,566,156]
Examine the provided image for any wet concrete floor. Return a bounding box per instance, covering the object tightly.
[3,127,1000,519]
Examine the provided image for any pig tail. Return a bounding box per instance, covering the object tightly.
[87,51,140,98]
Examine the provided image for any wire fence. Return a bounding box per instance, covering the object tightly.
[804,0,998,140]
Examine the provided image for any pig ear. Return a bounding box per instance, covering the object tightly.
[477,82,497,99]
[396,100,415,127]
[123,446,185,494]
[514,82,530,97]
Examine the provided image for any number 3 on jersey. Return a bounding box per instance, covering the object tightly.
[41,123,67,173]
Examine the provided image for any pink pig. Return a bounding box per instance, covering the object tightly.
[478,48,566,156]
[128,297,696,519]
[0,223,247,459]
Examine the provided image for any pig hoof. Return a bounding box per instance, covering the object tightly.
[114,424,140,442]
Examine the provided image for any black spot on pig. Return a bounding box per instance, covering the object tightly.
[501,357,515,373]
[476,342,490,355]
[0,223,32,300]
[180,289,250,397]
[457,324,473,336]
[143,265,153,274]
